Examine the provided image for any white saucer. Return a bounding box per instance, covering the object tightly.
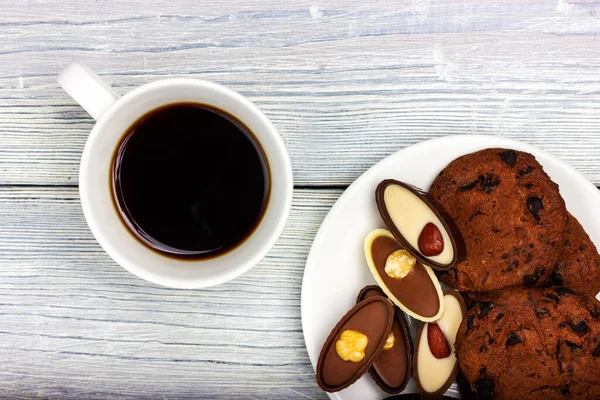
[301,135,600,400]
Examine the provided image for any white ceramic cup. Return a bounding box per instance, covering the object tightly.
[58,61,293,289]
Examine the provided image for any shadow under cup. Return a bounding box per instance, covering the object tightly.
[110,102,271,261]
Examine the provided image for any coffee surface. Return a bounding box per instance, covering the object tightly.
[112,103,270,259]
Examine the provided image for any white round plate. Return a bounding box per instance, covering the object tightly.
[301,135,600,400]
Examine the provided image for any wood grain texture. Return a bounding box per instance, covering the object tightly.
[3,1,600,398]
[1,0,600,185]
[0,186,340,399]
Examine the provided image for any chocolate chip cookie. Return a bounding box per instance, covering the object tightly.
[456,287,600,400]
[430,148,567,291]
[550,212,600,300]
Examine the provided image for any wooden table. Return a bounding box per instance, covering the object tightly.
[2,1,600,398]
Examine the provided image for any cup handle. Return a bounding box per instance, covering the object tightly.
[57,61,119,121]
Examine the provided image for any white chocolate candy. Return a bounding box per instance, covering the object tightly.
[383,184,454,265]
[415,293,464,394]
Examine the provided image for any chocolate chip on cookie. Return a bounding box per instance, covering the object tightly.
[526,197,544,221]
[505,333,522,346]
[499,150,517,167]
[567,319,589,335]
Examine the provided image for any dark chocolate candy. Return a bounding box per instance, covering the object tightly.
[355,285,387,304]
[316,296,394,392]
[365,229,443,321]
[375,179,466,271]
[357,285,412,394]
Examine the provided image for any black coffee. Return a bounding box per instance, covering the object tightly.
[111,103,270,259]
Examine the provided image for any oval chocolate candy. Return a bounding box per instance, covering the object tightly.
[375,179,466,270]
[364,229,444,322]
[316,296,394,392]
[414,290,467,395]
[356,285,412,394]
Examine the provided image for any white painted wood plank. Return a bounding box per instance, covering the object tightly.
[0,186,341,399]
[1,1,600,185]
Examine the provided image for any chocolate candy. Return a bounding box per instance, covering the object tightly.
[375,179,466,270]
[356,285,412,394]
[316,296,394,392]
[414,291,467,395]
[364,229,444,322]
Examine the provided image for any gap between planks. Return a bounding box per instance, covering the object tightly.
[0,183,352,190]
